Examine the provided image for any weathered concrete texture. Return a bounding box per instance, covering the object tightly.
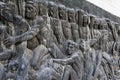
[0,0,119,80]
[49,0,120,24]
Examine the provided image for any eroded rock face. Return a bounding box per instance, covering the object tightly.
[0,1,119,80]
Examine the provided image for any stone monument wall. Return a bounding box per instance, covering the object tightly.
[0,0,119,80]
[49,0,120,24]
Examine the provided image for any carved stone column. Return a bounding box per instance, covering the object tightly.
[77,9,87,38]
[58,4,67,20]
[67,8,75,23]
[38,1,47,16]
[48,1,58,19]
[50,18,65,46]
[79,14,91,40]
[61,20,72,40]
[70,23,79,42]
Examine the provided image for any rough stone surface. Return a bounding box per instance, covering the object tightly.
[0,0,119,80]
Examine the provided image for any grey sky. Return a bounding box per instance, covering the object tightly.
[86,0,120,17]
